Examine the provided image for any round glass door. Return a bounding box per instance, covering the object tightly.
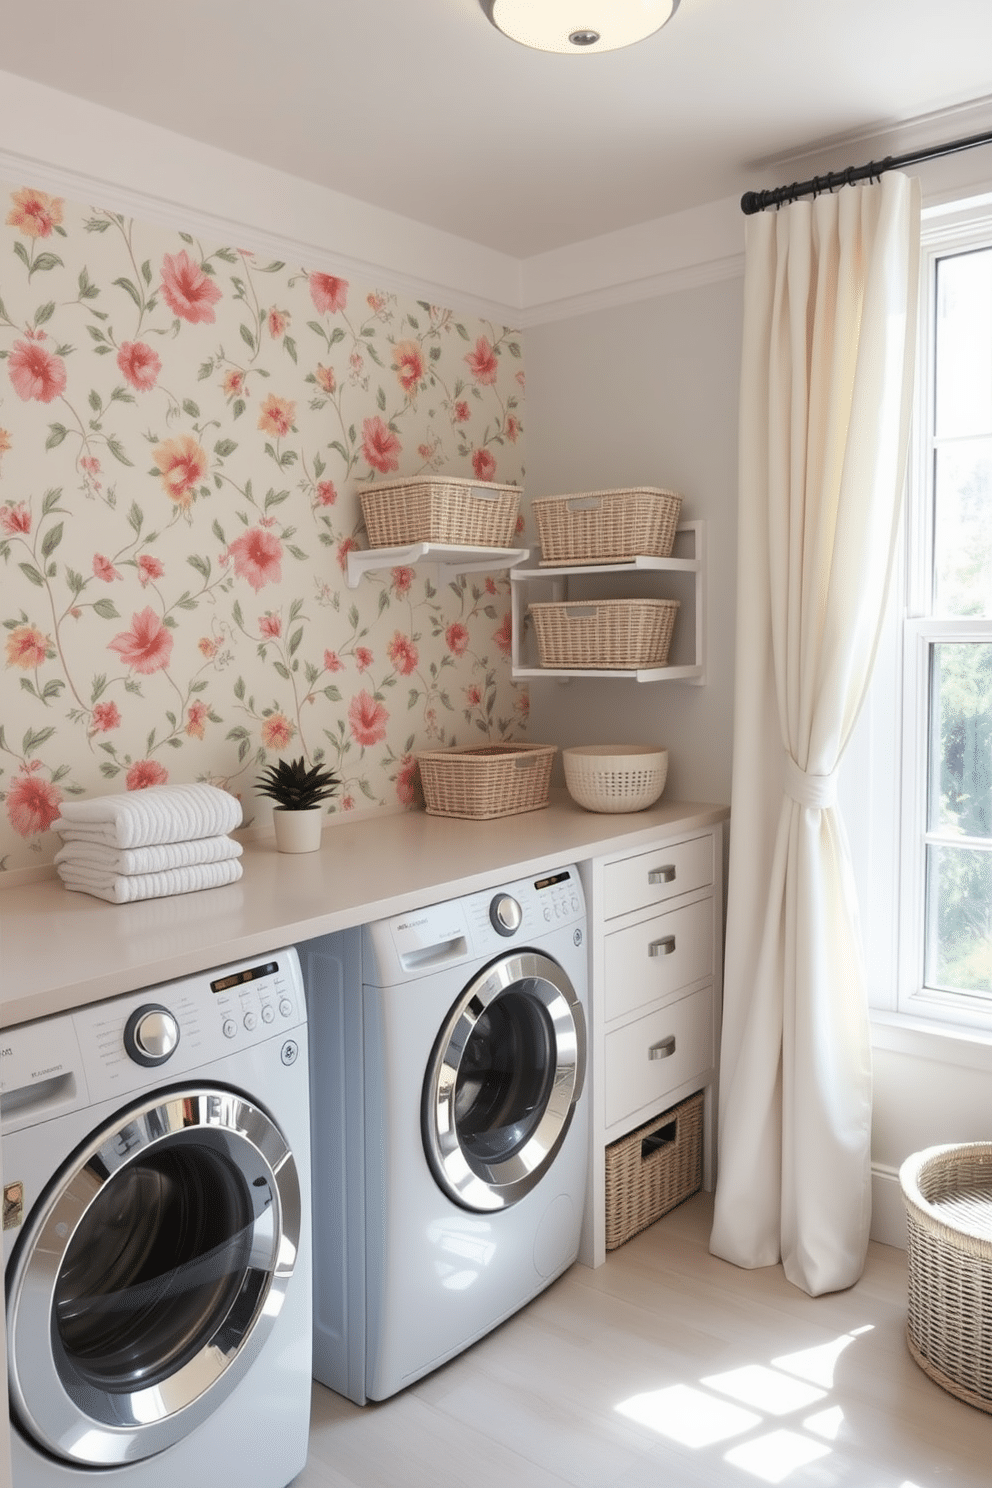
[6,1086,301,1467]
[423,951,586,1211]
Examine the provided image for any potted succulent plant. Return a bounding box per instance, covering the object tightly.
[256,755,340,853]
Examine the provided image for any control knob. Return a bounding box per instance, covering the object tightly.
[489,893,523,936]
[123,1004,181,1067]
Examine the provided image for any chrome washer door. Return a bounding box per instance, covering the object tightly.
[6,1086,301,1467]
[424,951,586,1212]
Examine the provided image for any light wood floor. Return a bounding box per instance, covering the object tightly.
[296,1193,991,1487]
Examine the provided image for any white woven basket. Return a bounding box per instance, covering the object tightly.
[563,745,668,813]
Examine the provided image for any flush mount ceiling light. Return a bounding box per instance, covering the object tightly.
[482,0,679,54]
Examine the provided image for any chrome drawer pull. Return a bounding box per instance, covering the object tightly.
[648,1036,676,1060]
[649,935,676,957]
[649,865,677,885]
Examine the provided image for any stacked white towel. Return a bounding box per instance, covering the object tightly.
[53,783,244,904]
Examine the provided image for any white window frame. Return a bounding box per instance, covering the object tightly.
[894,205,992,1032]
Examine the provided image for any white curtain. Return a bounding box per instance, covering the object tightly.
[710,174,921,1296]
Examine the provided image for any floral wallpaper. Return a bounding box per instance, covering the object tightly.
[0,181,528,872]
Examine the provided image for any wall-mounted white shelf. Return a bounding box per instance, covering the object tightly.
[510,521,706,685]
[346,542,529,589]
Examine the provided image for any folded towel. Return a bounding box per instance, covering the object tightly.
[57,857,243,904]
[53,783,242,849]
[54,835,243,876]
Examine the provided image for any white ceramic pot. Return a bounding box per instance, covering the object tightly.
[272,807,323,853]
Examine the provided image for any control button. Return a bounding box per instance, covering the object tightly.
[261,1004,275,1024]
[489,894,523,936]
[544,905,552,921]
[243,1011,258,1032]
[222,1018,238,1039]
[123,1004,181,1068]
[281,1039,299,1066]
[279,998,294,1018]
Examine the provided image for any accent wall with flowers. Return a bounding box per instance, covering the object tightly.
[0,180,528,872]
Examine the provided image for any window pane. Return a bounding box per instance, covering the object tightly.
[928,642,992,837]
[925,844,992,996]
[933,440,992,616]
[935,248,992,439]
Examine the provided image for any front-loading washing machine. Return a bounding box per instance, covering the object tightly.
[299,864,588,1404]
[2,948,312,1487]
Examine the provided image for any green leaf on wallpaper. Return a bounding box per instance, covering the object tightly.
[113,276,143,309]
[94,345,113,355]
[162,615,178,628]
[313,452,325,478]
[41,523,63,558]
[42,488,63,514]
[66,569,84,595]
[189,679,207,694]
[13,241,30,269]
[234,677,246,701]
[31,254,64,277]
[146,730,157,753]
[42,679,64,701]
[91,675,107,700]
[377,590,390,617]
[215,247,238,264]
[34,301,55,327]
[89,390,103,413]
[99,763,121,779]
[407,690,420,708]
[107,439,133,467]
[323,685,342,703]
[331,327,346,346]
[507,342,521,358]
[176,593,199,611]
[359,780,376,801]
[348,605,360,630]
[179,232,194,244]
[306,320,324,338]
[329,441,349,463]
[77,269,99,299]
[124,678,143,694]
[284,335,298,363]
[92,599,120,620]
[288,627,303,658]
[182,399,201,419]
[45,424,68,450]
[233,399,246,419]
[127,503,143,534]
[214,439,237,458]
[18,562,44,587]
[23,727,55,754]
[376,386,386,411]
[141,260,153,285]
[188,554,211,579]
[455,323,470,341]
[274,662,290,681]
[167,737,183,749]
[197,360,214,381]
[166,712,176,729]
[407,315,420,330]
[212,519,227,544]
[240,324,256,351]
[111,387,136,405]
[279,450,297,467]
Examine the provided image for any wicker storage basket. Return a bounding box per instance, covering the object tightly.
[360,477,521,549]
[900,1142,992,1413]
[533,487,682,565]
[605,1091,704,1251]
[416,743,556,820]
[528,598,679,670]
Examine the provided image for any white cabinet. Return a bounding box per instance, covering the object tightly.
[579,820,724,1267]
[510,521,706,683]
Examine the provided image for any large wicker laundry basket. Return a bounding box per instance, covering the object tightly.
[899,1142,992,1413]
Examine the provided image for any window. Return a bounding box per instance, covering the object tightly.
[898,216,992,1028]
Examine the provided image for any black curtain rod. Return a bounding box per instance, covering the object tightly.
[741,125,992,215]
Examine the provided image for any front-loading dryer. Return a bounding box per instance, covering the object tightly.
[2,949,312,1487]
[300,865,588,1404]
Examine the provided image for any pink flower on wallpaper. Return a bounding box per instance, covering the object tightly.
[362,417,401,474]
[152,434,209,510]
[80,455,101,477]
[267,308,289,337]
[472,448,496,481]
[198,636,220,659]
[493,613,512,656]
[1,503,31,536]
[387,632,418,676]
[5,624,51,669]
[117,341,161,392]
[505,415,521,443]
[93,554,122,582]
[261,713,295,749]
[309,273,349,314]
[259,613,282,639]
[355,647,372,672]
[108,608,174,675]
[323,649,344,673]
[315,480,337,507]
[127,759,169,790]
[465,336,499,386]
[223,369,245,397]
[337,536,359,572]
[6,770,63,837]
[6,187,63,238]
[0,427,10,455]
[391,566,414,596]
[465,684,483,707]
[137,554,165,586]
[445,622,469,657]
[160,250,222,324]
[392,340,424,394]
[315,363,336,394]
[229,527,283,591]
[348,690,388,747]
[8,338,67,403]
[185,700,209,738]
[484,577,497,595]
[91,701,121,732]
[258,394,296,437]
[396,754,419,806]
[454,400,470,423]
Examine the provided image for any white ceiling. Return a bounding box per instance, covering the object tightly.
[4,0,992,259]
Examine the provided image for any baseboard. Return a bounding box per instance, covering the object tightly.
[871,1164,907,1250]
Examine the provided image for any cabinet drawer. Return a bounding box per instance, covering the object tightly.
[602,834,713,920]
[604,985,714,1130]
[604,896,713,1021]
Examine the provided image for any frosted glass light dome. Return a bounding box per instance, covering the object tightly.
[484,1,679,54]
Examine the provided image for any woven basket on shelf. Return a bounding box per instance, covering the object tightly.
[533,487,682,565]
[360,477,521,549]
[605,1091,704,1250]
[900,1142,992,1413]
[416,743,556,820]
[528,598,679,670]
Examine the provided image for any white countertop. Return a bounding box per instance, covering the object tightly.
[0,793,728,1030]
